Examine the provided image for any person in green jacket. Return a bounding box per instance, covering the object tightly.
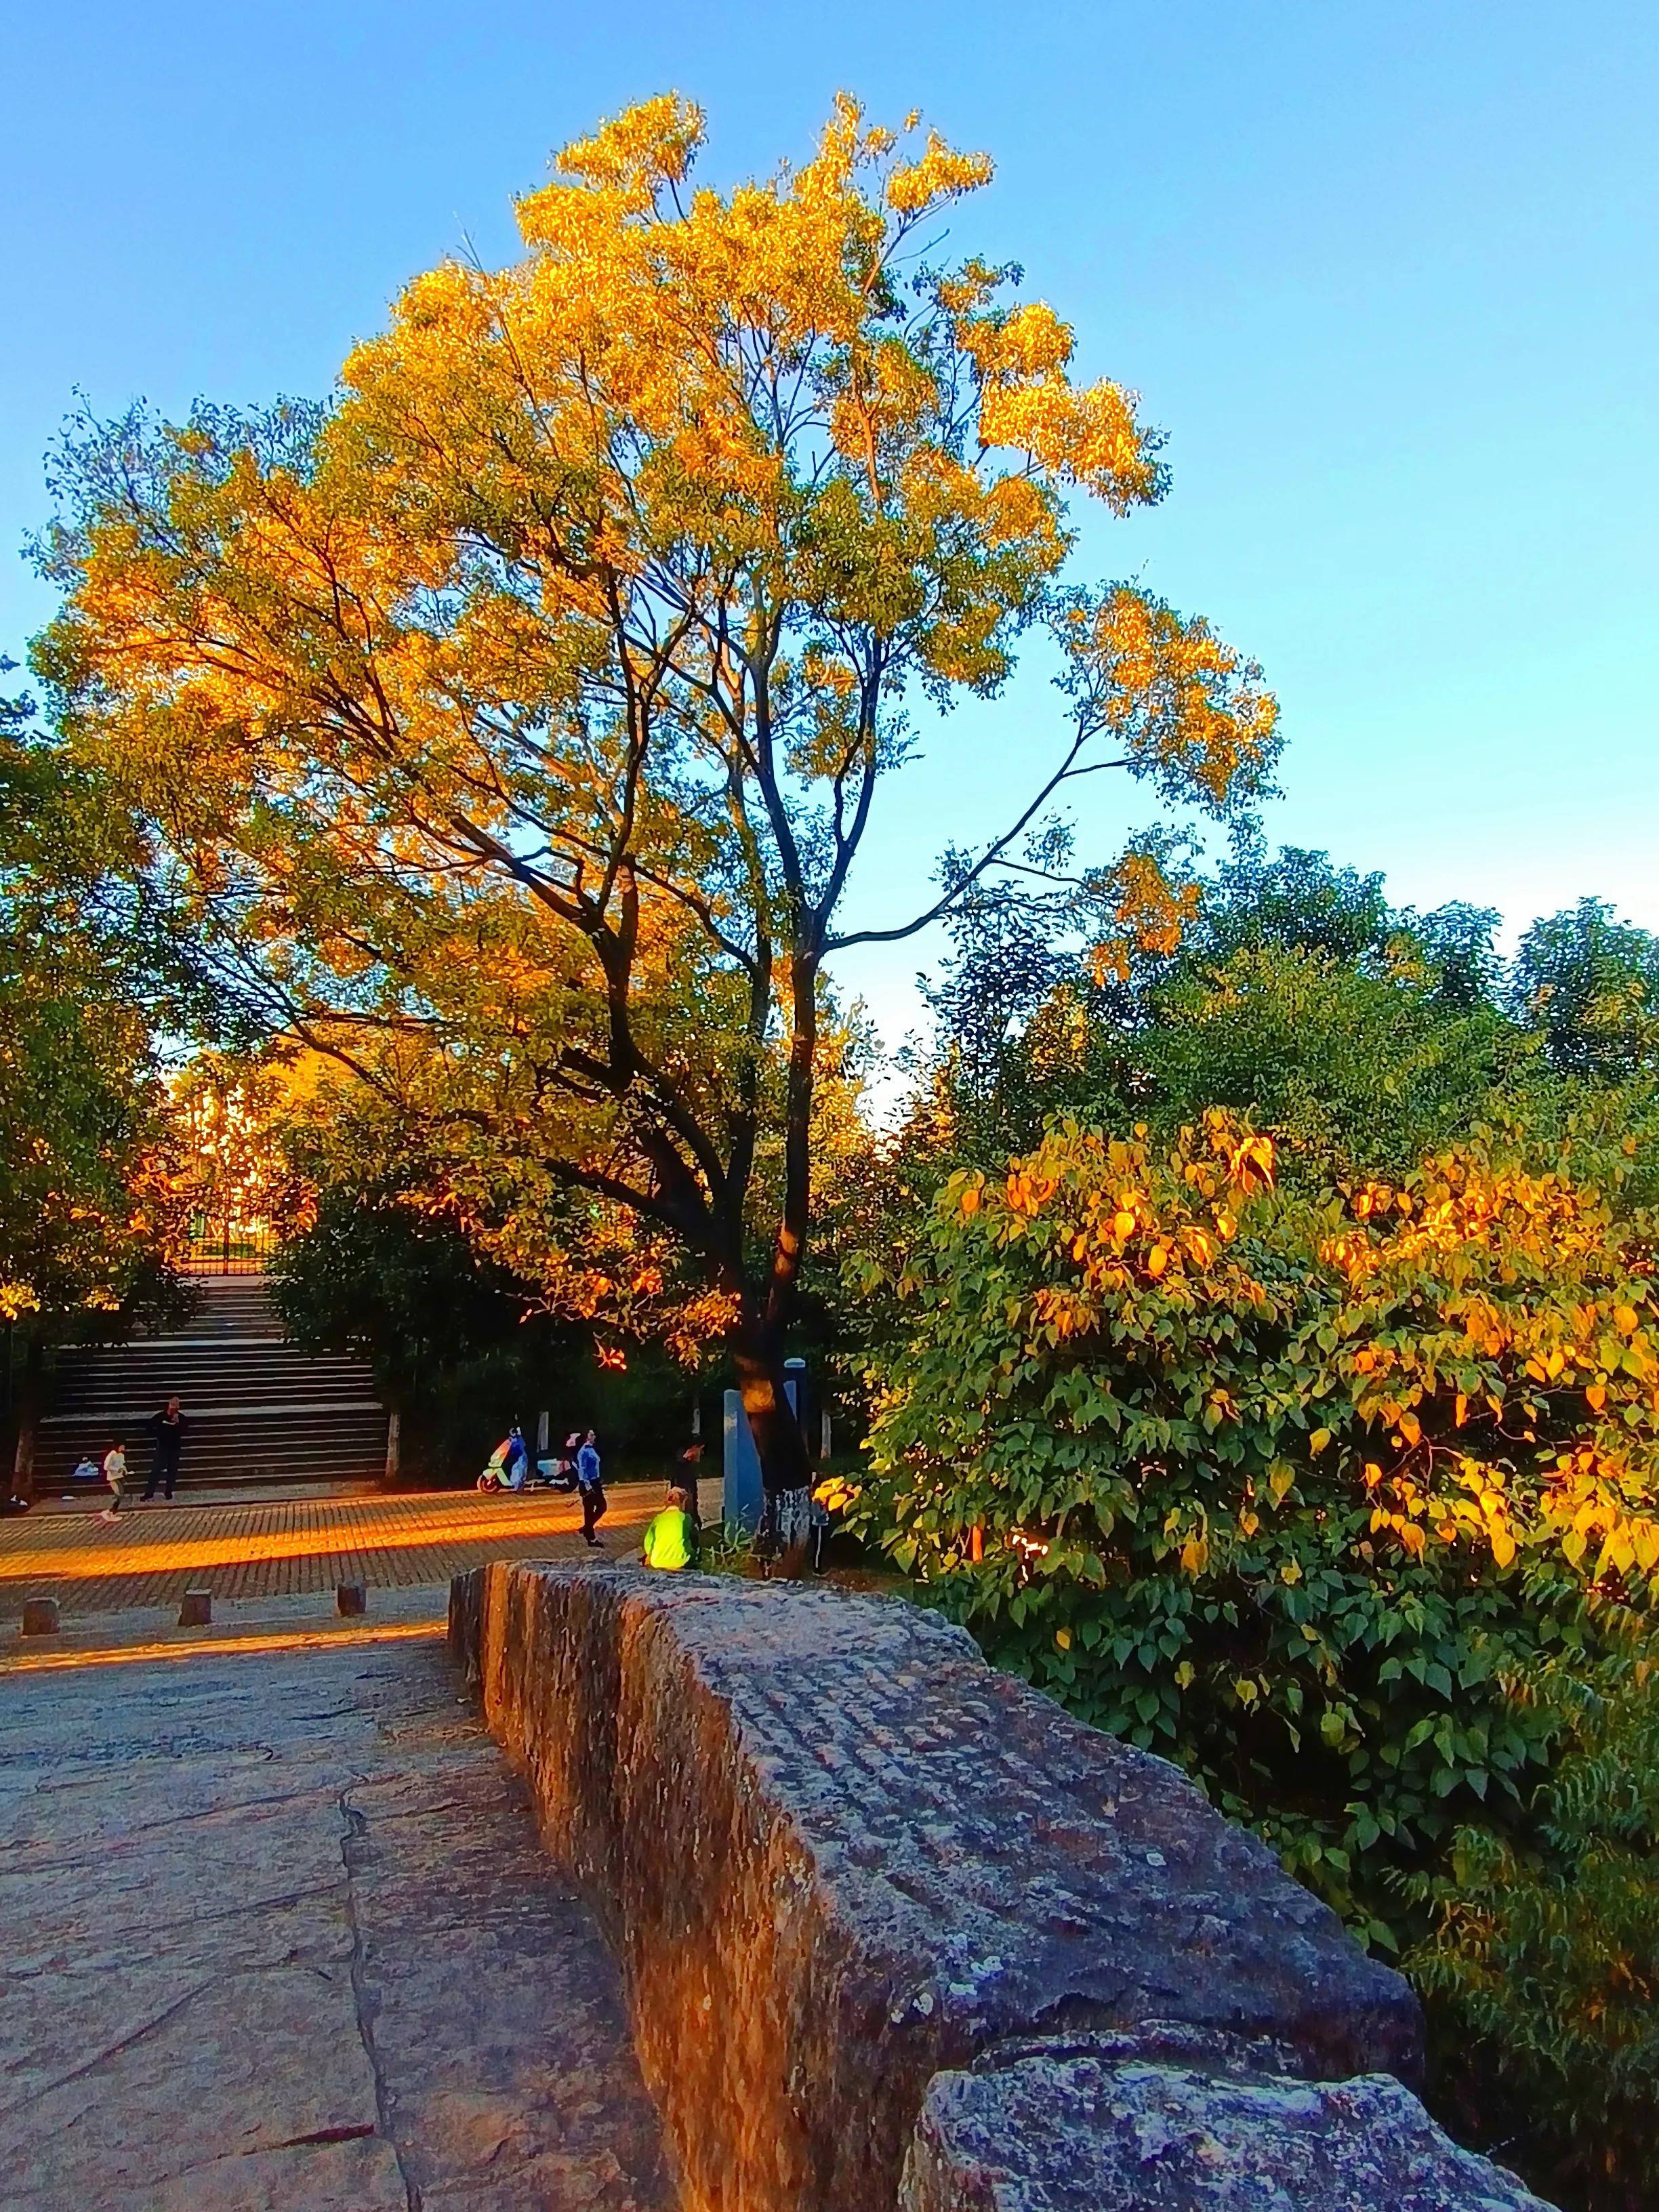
[640,1485,695,1572]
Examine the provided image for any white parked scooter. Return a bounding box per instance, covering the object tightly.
[477,1426,529,1494]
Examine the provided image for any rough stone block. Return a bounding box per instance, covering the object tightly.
[20,1595,60,1636]
[450,1564,1425,2212]
[900,2032,1554,2210]
[178,1589,211,1626]
[336,1581,367,1616]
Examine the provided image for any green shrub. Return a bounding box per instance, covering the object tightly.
[1404,1655,1659,2212]
[850,1110,1659,1945]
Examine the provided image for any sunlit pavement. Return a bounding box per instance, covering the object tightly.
[0,1582,450,1674]
[0,1494,681,2206]
[0,1483,661,1626]
[0,1629,672,2207]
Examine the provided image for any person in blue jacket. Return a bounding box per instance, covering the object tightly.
[577,1431,607,1547]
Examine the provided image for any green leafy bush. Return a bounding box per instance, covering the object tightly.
[1404,1654,1659,2212]
[851,1109,1659,1945]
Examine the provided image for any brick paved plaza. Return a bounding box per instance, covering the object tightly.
[0,1483,661,1624]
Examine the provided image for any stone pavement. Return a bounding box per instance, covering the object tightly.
[0,1584,452,1677]
[0,1624,674,2209]
[0,1485,661,1624]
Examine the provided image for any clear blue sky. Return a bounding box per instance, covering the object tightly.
[6,0,1656,1050]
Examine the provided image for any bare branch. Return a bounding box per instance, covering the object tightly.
[826,733,1130,952]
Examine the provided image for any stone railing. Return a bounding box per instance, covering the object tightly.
[449,1562,1553,2212]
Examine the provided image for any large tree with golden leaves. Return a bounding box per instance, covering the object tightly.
[36,96,1277,1494]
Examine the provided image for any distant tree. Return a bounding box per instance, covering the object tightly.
[1138,945,1517,1180]
[903,844,1519,1185]
[1408,901,1507,1015]
[914,849,1126,1164]
[37,96,1276,1499]
[1186,837,1394,968]
[0,670,190,1326]
[922,878,1076,1103]
[269,1181,522,1393]
[1511,899,1659,1081]
[268,1078,715,1475]
[0,667,191,1492]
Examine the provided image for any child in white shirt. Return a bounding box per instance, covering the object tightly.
[99,1441,129,1523]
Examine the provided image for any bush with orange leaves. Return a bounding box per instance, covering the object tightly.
[853,1107,1659,1949]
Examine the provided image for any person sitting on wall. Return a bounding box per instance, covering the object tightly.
[640,1485,694,1572]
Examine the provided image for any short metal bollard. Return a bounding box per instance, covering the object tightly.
[336,1582,367,1616]
[20,1597,60,1636]
[178,1590,211,1627]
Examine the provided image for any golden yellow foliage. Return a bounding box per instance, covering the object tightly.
[39,94,1277,1483]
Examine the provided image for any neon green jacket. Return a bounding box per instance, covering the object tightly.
[642,1506,693,1571]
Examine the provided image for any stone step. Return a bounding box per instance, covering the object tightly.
[44,1399,388,1428]
[175,1277,281,1332]
[56,1341,365,1366]
[37,1408,391,1490]
[36,1269,392,1498]
[52,1341,369,1391]
[52,1361,378,1400]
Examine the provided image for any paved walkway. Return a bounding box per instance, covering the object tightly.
[0,1486,661,1623]
[0,1627,674,2209]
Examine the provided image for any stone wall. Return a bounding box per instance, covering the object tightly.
[449,1561,1554,2212]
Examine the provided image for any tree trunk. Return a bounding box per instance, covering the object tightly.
[731,1312,810,1496]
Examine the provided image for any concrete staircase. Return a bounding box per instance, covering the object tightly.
[37,1275,390,1495]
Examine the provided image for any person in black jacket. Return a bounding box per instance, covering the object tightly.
[669,1441,705,1558]
[142,1397,188,1501]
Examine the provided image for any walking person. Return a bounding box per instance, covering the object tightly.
[577,1429,607,1548]
[142,1396,187,1502]
[98,1438,130,1524]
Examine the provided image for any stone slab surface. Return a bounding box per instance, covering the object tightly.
[0,1629,672,2209]
[900,2034,1554,2211]
[453,1564,1423,2212]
